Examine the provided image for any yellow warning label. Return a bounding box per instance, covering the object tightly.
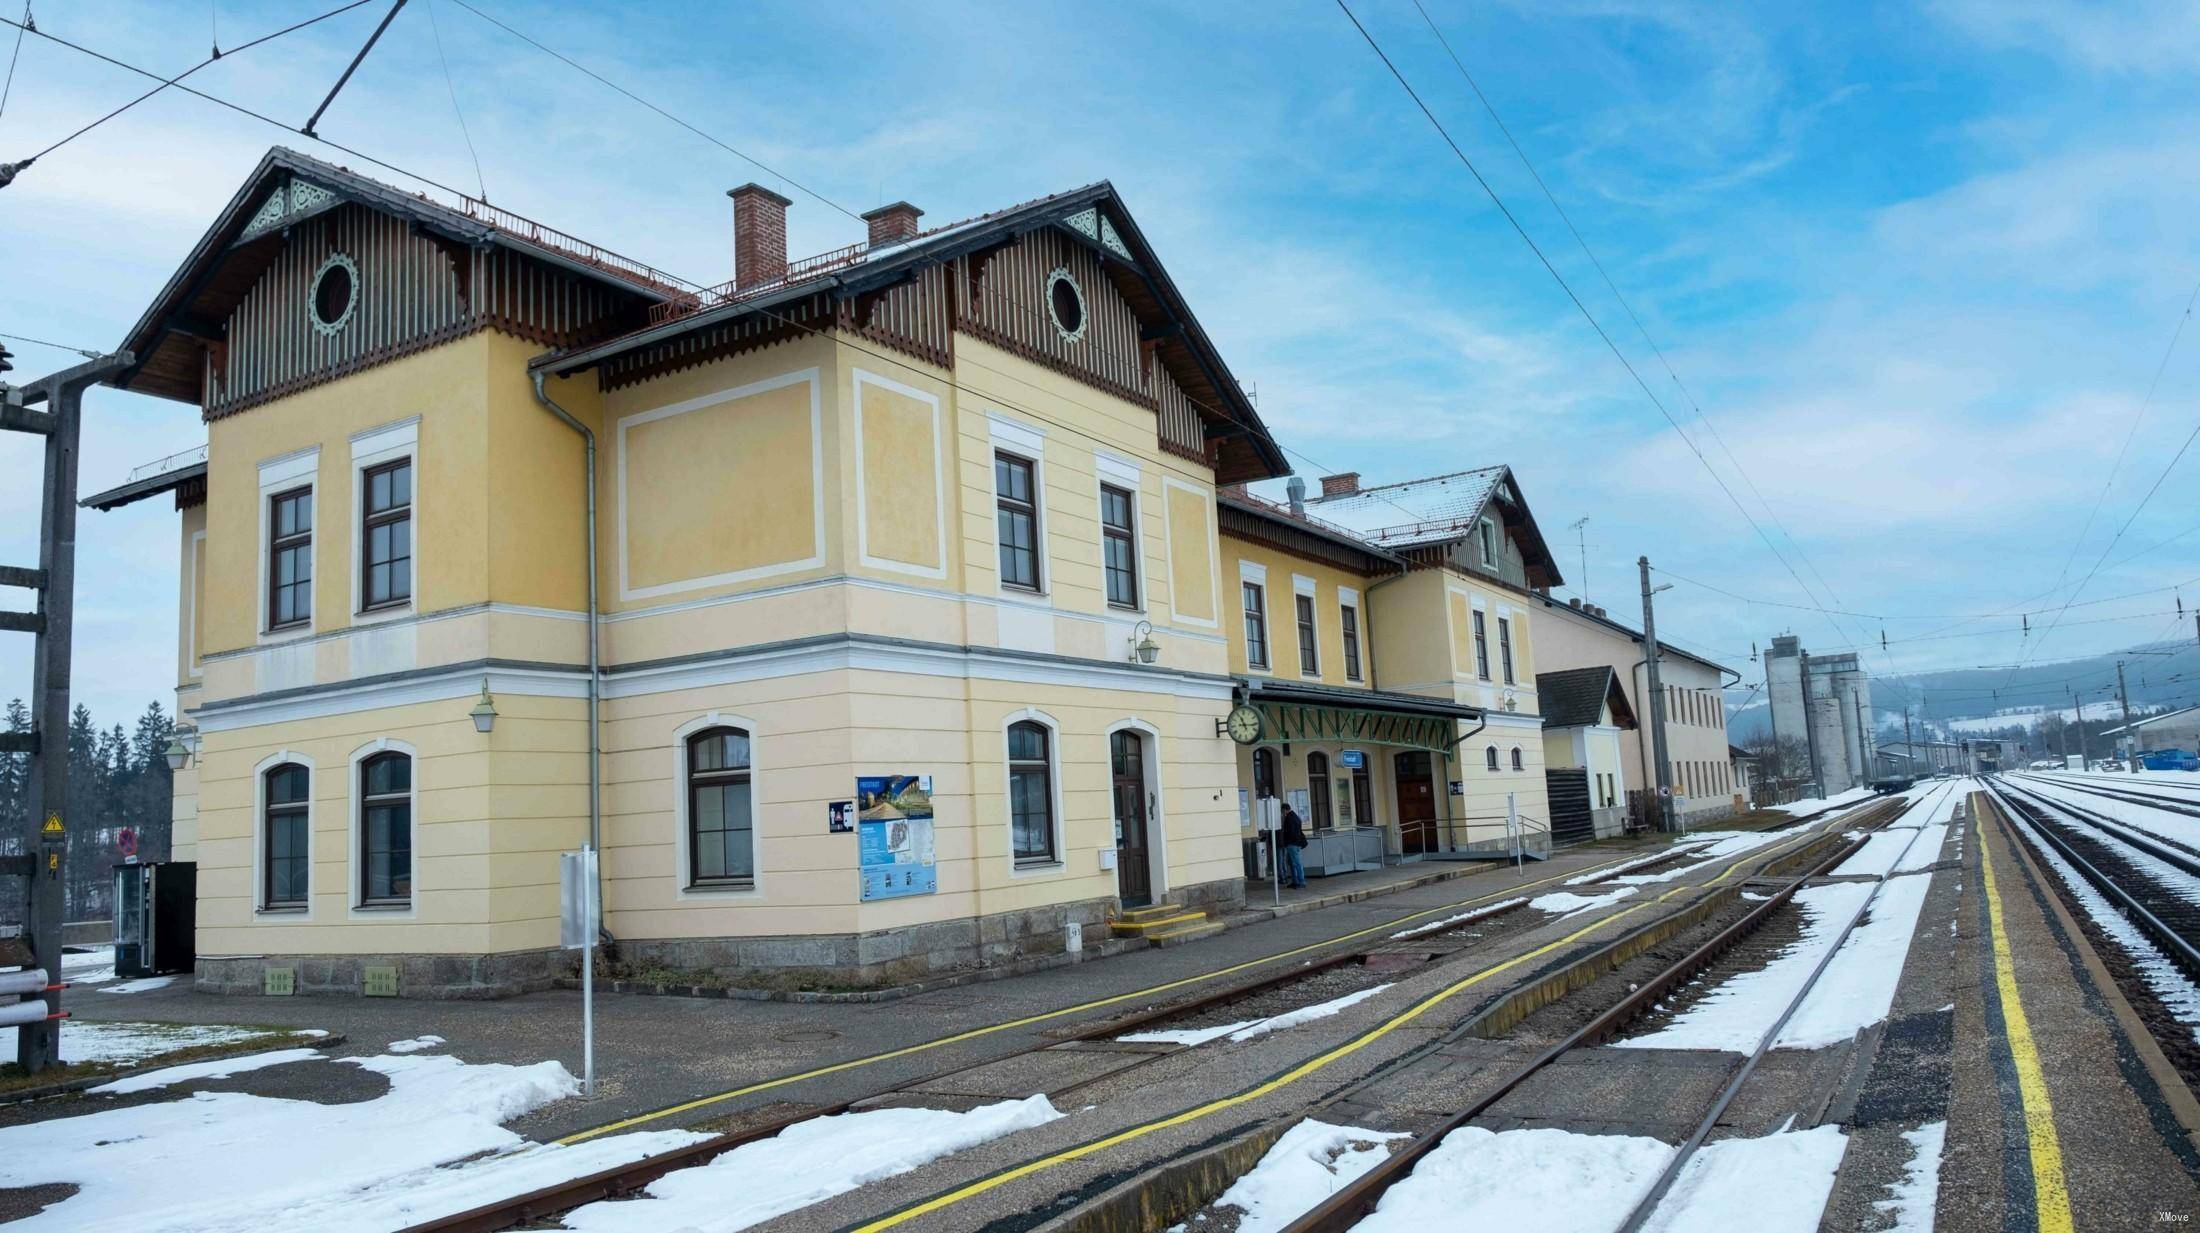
[40,813,61,835]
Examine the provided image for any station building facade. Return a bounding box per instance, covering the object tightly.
[95,148,1296,997]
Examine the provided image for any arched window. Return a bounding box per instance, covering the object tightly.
[1252,747,1280,799]
[263,763,310,910]
[1510,746,1524,772]
[359,751,412,905]
[1485,744,1499,772]
[1307,752,1333,830]
[688,727,754,887]
[1007,720,1056,866]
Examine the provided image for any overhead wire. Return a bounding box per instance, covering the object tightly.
[422,0,485,199]
[0,328,102,358]
[0,1,27,127]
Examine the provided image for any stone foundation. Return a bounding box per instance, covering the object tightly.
[191,876,1248,999]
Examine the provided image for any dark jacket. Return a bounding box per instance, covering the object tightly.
[1279,807,1308,849]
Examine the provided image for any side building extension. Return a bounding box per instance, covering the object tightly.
[87,148,1292,997]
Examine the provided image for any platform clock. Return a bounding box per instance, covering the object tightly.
[1219,704,1264,745]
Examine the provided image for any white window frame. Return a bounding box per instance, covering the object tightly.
[253,748,316,918]
[257,446,320,643]
[989,414,1049,599]
[1095,452,1143,613]
[1292,574,1319,678]
[1338,585,1363,682]
[1239,560,1271,674]
[1003,707,1067,876]
[349,417,419,625]
[346,737,419,918]
[673,712,765,900]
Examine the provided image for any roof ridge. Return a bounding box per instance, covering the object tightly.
[1307,464,1506,501]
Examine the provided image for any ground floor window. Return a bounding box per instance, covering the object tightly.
[263,763,309,909]
[688,727,755,887]
[1352,763,1373,824]
[1009,720,1057,866]
[1307,752,1333,829]
[358,751,412,906]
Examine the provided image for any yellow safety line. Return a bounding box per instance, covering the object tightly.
[1975,793,2075,1233]
[852,817,1830,1231]
[562,810,1847,1146]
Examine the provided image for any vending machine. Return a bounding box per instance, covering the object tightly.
[112,862,197,979]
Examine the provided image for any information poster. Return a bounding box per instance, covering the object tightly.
[857,774,937,900]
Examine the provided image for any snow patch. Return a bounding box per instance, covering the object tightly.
[2011,812,2200,1036]
[1356,1125,1670,1232]
[1390,899,1522,939]
[1874,1121,1946,1232]
[1120,985,1394,1047]
[1640,1125,1848,1233]
[97,975,178,995]
[0,1019,277,1066]
[90,1048,325,1095]
[561,1095,1064,1232]
[1529,887,1638,917]
[1178,1119,1409,1232]
[386,1035,446,1054]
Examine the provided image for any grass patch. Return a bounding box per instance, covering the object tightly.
[0,1022,320,1093]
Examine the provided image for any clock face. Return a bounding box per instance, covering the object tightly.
[1226,705,1264,745]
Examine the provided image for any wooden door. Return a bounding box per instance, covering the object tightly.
[1394,751,1438,854]
[1111,730,1152,907]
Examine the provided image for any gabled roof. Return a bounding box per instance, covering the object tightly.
[1536,666,1637,730]
[535,180,1289,483]
[1532,591,1735,676]
[1301,465,1562,586]
[109,147,680,404]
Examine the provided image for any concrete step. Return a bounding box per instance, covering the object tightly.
[1143,918,1227,947]
[1109,905,1208,938]
[1113,902,1190,925]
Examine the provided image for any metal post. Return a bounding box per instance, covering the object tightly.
[1507,791,1520,871]
[2117,660,2137,775]
[1638,558,1675,832]
[581,843,595,1099]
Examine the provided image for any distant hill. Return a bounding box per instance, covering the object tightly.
[1726,638,2199,742]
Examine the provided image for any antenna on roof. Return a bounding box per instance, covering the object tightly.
[1566,516,1589,604]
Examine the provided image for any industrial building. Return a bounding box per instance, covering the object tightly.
[1764,635,1876,794]
[2101,705,2200,757]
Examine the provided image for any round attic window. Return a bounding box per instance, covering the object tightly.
[310,253,358,334]
[1045,267,1086,343]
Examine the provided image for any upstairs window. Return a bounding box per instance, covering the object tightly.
[1296,594,1319,675]
[1008,720,1057,866]
[1100,483,1138,609]
[359,751,412,906]
[687,727,755,887]
[1510,746,1524,772]
[267,487,313,631]
[361,458,413,611]
[1340,604,1363,681]
[263,763,310,910]
[995,453,1042,592]
[1243,582,1270,670]
[1478,519,1496,567]
[1498,618,1516,684]
[1471,610,1490,680]
[1484,744,1499,772]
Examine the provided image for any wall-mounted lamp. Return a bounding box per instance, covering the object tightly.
[1129,620,1160,665]
[469,678,499,734]
[163,738,190,772]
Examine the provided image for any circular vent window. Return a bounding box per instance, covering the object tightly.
[311,253,358,334]
[1045,267,1086,343]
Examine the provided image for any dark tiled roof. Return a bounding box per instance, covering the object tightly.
[1537,666,1630,729]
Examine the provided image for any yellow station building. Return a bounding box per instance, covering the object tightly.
[91,148,1564,997]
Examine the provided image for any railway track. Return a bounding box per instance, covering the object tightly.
[2006,771,2200,823]
[1986,778,2200,986]
[1263,781,1953,1233]
[1993,775,2200,877]
[401,797,1905,1233]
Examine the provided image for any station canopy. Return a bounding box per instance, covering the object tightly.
[1238,679,1485,755]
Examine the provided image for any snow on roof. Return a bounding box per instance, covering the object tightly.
[1301,467,1508,548]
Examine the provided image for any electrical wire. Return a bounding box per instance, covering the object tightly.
[423,0,485,200]
[0,328,101,358]
[0,1,27,126]
[5,0,374,166]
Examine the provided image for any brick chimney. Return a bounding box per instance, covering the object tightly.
[1320,472,1360,498]
[728,183,793,290]
[862,201,924,248]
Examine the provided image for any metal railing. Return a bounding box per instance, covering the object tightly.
[643,238,883,326]
[126,444,207,484]
[457,197,699,296]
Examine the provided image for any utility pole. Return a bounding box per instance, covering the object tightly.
[1,351,132,1073]
[1799,648,1827,799]
[1639,557,1676,832]
[1902,705,1914,773]
[2117,659,2137,775]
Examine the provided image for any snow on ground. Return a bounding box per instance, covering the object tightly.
[1120,985,1395,1046]
[0,1051,711,1233]
[1616,882,1875,1054]
[386,1035,446,1053]
[2007,776,2200,859]
[60,945,117,985]
[1389,898,1523,939]
[1776,872,1933,1049]
[1640,1125,1849,1233]
[1175,1119,1409,1233]
[1354,1125,1670,1233]
[1528,887,1639,918]
[2010,812,2200,1037]
[1831,830,1917,877]
[560,1096,1064,1233]
[1873,1121,1947,1233]
[89,1047,326,1095]
[1565,843,1710,886]
[1771,787,1873,816]
[97,974,178,995]
[2007,786,2200,910]
[1601,830,1801,889]
[0,1019,287,1066]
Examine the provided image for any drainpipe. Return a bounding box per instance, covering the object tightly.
[530,371,609,943]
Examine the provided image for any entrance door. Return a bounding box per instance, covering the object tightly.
[1394,750,1438,855]
[1111,730,1152,907]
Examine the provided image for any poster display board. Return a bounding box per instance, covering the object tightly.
[857,774,937,900]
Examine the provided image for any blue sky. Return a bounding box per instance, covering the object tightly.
[3,0,2197,725]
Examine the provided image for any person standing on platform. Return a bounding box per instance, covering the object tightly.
[1279,802,1309,889]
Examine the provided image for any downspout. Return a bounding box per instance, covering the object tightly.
[531,371,610,944]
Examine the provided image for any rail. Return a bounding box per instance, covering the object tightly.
[1985,779,2200,981]
[125,444,206,483]
[456,197,699,296]
[643,238,881,326]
